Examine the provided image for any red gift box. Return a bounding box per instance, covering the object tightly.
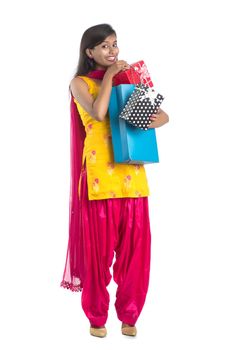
[113,60,154,87]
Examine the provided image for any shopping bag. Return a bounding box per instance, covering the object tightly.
[108,84,159,164]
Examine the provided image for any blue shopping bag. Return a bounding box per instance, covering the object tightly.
[108,84,159,164]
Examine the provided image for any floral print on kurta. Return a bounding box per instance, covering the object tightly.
[92,178,100,193]
[124,175,132,190]
[89,150,96,164]
[74,76,150,200]
[107,162,115,175]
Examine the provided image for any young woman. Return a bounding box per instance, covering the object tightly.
[60,23,169,338]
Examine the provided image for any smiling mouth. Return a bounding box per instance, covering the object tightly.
[106,56,116,62]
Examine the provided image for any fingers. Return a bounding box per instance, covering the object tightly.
[117,60,130,70]
[122,64,130,71]
[150,108,162,119]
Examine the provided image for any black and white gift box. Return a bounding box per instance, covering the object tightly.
[119,83,164,130]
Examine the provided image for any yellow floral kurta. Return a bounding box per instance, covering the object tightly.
[74,76,150,200]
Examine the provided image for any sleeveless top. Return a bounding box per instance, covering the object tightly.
[74,76,150,200]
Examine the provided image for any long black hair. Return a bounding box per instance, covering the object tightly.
[74,23,116,77]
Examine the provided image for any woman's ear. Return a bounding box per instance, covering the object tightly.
[85,48,93,59]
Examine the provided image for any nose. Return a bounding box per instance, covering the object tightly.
[109,45,116,54]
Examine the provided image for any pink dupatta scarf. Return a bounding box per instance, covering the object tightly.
[60,69,108,291]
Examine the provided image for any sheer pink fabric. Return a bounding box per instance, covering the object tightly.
[60,93,85,291]
[60,70,108,291]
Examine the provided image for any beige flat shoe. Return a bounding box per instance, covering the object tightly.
[90,326,107,338]
[121,323,137,336]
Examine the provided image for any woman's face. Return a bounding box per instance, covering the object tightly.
[86,34,119,69]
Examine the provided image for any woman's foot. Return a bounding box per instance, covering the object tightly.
[121,323,137,336]
[90,325,107,338]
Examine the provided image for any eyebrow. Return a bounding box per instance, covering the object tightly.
[102,40,117,43]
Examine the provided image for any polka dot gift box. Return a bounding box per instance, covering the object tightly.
[119,83,164,130]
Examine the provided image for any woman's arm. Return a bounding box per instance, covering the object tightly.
[70,60,129,122]
[148,108,169,128]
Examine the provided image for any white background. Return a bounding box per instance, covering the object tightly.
[0,0,234,349]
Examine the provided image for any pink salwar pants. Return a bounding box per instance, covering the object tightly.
[78,164,151,327]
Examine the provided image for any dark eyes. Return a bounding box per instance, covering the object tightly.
[102,43,118,48]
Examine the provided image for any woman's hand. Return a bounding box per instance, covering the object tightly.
[105,60,130,79]
[148,108,169,128]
